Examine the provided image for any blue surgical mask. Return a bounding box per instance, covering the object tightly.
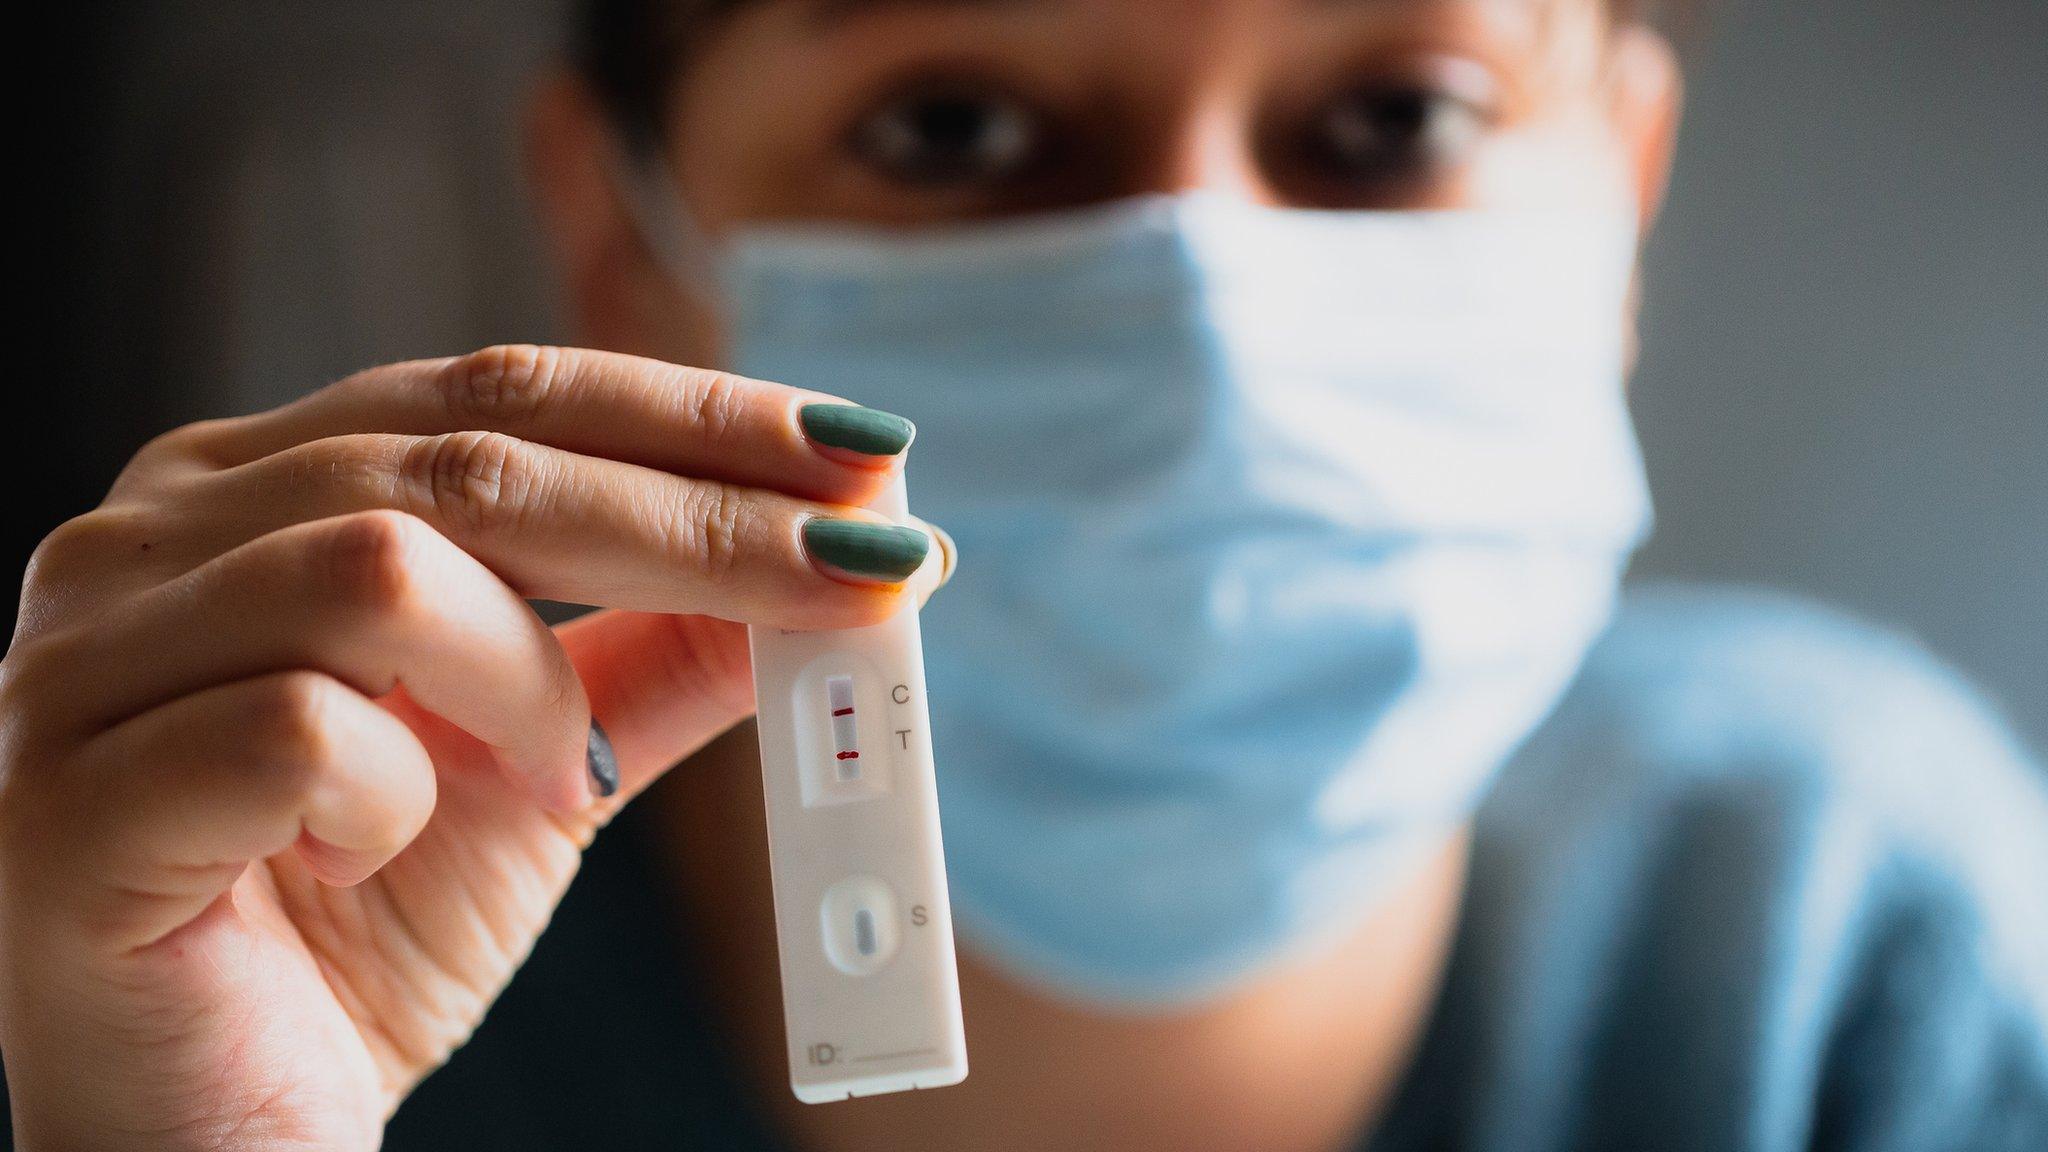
[631,180,1651,1004]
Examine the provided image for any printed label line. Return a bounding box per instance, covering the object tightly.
[849,1046,938,1064]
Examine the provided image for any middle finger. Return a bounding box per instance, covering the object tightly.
[179,429,929,629]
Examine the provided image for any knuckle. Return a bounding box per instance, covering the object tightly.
[441,344,569,426]
[313,510,431,616]
[681,370,751,447]
[129,423,200,465]
[678,482,751,584]
[402,430,542,537]
[24,518,100,585]
[0,635,112,776]
[0,634,65,739]
[24,510,142,587]
[127,418,235,471]
[244,672,349,777]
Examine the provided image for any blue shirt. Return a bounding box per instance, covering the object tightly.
[385,584,2048,1150]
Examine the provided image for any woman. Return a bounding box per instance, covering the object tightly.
[3,0,2044,1149]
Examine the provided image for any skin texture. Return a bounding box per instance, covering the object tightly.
[536,8,1675,1147]
[0,1,1678,1149]
[0,349,944,1150]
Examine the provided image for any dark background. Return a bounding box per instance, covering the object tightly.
[20,0,2048,754]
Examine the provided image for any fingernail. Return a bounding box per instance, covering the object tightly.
[799,403,916,457]
[586,721,619,799]
[803,518,930,583]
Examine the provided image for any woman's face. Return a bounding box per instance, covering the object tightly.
[537,0,1678,362]
[665,0,1674,220]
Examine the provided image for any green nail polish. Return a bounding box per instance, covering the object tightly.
[804,519,930,582]
[800,403,916,457]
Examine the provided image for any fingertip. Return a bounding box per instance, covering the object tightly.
[796,402,917,462]
[474,728,596,816]
[809,443,911,479]
[778,578,915,634]
[906,516,956,608]
[536,756,601,815]
[801,518,932,585]
[293,829,388,888]
[788,397,916,501]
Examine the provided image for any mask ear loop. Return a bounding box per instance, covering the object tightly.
[600,131,727,311]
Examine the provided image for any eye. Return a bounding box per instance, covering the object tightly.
[1299,83,1490,188]
[849,85,1046,187]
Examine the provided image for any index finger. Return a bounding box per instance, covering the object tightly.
[197,345,916,505]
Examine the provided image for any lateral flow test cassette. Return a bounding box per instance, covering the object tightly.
[748,473,969,1102]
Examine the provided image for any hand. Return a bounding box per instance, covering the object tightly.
[0,346,943,1150]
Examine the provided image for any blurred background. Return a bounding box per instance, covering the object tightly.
[23,0,2048,754]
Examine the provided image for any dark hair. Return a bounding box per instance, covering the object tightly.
[577,0,732,150]
[578,0,1696,149]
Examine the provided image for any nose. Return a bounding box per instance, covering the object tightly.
[1140,98,1282,206]
[1124,88,1286,207]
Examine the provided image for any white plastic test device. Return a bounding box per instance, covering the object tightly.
[748,476,968,1103]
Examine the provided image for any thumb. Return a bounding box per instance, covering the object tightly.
[555,610,756,803]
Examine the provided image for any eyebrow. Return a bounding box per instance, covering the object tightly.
[800,0,1500,26]
[805,0,1049,29]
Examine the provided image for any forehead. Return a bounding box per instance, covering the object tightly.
[794,0,1561,16]
[693,0,1605,82]
[746,0,1594,49]
[656,0,1620,138]
[753,0,1602,58]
